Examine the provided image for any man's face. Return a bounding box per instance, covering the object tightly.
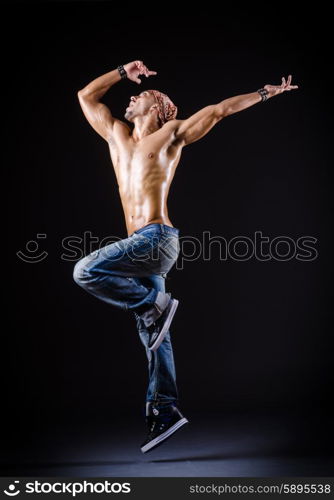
[124,91,157,122]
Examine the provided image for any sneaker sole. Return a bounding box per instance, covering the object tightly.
[149,299,179,352]
[141,417,189,453]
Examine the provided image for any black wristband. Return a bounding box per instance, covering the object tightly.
[117,65,127,79]
[257,88,269,102]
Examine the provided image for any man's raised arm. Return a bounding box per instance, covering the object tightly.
[77,60,157,141]
[175,75,298,146]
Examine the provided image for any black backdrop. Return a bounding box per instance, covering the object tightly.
[4,2,333,452]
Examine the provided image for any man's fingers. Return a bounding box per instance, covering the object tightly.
[137,67,147,76]
[140,66,157,77]
[144,69,158,77]
[133,61,157,80]
[284,85,299,92]
[137,61,158,77]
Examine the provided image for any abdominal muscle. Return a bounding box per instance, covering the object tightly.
[118,165,174,236]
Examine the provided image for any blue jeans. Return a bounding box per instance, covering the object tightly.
[73,223,180,406]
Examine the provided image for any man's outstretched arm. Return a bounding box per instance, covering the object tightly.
[77,60,157,141]
[175,75,298,146]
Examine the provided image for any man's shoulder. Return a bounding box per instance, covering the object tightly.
[113,118,131,132]
[162,119,182,134]
[165,119,182,127]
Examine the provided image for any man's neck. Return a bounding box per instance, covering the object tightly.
[132,116,160,142]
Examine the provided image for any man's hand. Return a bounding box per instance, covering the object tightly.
[123,60,157,84]
[264,74,299,97]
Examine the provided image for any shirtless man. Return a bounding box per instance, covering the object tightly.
[73,60,298,453]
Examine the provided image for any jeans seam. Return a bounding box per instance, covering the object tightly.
[153,354,160,402]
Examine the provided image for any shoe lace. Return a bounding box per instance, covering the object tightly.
[148,415,170,436]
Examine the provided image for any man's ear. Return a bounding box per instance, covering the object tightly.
[150,104,159,114]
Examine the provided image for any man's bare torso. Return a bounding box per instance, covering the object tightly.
[108,120,183,236]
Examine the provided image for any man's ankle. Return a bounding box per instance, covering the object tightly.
[145,400,177,416]
[139,291,171,328]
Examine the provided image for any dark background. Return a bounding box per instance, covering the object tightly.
[3,1,333,463]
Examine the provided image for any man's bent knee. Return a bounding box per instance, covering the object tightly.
[73,257,94,287]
